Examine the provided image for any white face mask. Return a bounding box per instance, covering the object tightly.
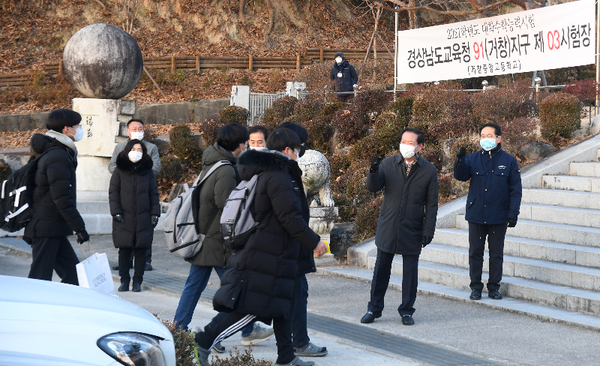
[335,57,343,64]
[130,131,144,140]
[249,146,269,152]
[400,143,417,159]
[69,126,84,142]
[128,151,143,163]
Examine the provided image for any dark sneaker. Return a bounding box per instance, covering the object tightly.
[273,356,315,366]
[401,314,415,326]
[294,342,328,357]
[488,289,503,300]
[470,289,482,300]
[212,341,225,353]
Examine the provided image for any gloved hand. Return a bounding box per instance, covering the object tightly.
[113,214,124,223]
[422,236,433,248]
[457,146,466,159]
[151,215,159,228]
[370,156,382,173]
[507,218,518,228]
[76,228,90,244]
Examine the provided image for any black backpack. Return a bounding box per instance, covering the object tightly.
[0,148,56,232]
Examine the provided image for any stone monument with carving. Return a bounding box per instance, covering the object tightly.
[63,23,143,201]
[297,149,338,247]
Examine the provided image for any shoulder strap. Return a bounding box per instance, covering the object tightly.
[192,160,232,188]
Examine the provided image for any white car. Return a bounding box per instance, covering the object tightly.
[0,275,176,366]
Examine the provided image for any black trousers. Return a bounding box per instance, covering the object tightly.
[195,311,294,364]
[28,236,79,285]
[468,222,507,291]
[367,248,419,317]
[118,247,146,284]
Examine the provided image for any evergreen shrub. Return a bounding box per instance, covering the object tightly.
[331,105,369,146]
[261,96,298,130]
[470,79,532,125]
[354,196,383,241]
[302,115,333,154]
[156,155,183,199]
[219,106,249,124]
[348,123,403,163]
[294,98,323,121]
[170,125,203,168]
[539,92,582,141]
[198,115,223,147]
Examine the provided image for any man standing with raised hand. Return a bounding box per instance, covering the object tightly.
[360,128,438,326]
[454,123,522,301]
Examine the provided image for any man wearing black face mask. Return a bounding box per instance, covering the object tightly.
[278,122,327,357]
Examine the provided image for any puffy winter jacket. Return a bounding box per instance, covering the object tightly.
[109,153,160,249]
[213,149,320,319]
[330,60,358,93]
[24,133,85,239]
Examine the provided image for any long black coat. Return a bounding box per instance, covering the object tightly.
[109,153,160,249]
[24,133,85,239]
[367,154,438,255]
[213,150,320,319]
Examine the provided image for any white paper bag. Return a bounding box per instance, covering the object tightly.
[76,252,116,295]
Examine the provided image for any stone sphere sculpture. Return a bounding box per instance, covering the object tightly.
[63,23,143,99]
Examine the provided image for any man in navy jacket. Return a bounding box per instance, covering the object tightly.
[329,52,358,102]
[454,123,522,301]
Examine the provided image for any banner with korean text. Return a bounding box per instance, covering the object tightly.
[396,0,595,84]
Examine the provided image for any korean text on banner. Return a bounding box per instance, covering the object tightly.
[396,0,595,84]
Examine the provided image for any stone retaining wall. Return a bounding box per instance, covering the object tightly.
[0,98,229,132]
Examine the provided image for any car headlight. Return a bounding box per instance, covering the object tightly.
[98,333,167,366]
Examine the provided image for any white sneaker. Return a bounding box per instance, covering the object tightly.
[240,322,274,346]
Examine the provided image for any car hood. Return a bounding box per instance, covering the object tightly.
[0,275,174,366]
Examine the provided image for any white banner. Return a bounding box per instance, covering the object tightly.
[397,0,595,84]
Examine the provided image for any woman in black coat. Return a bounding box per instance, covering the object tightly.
[109,139,160,292]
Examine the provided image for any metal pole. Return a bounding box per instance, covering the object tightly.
[394,6,399,101]
[596,0,600,115]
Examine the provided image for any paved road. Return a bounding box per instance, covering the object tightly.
[2,234,600,365]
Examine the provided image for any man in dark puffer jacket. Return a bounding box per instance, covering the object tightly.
[25,109,89,284]
[194,128,328,366]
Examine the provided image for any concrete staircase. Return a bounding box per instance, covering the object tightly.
[321,133,600,330]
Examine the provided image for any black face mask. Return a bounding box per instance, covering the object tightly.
[298,145,306,158]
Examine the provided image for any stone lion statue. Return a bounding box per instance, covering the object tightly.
[297,149,335,207]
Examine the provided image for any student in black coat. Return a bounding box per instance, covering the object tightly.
[194,128,328,366]
[109,139,160,292]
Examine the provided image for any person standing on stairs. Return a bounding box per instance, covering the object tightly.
[454,123,522,301]
[360,128,439,326]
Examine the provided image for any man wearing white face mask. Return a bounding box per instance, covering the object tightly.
[25,109,89,284]
[108,119,161,176]
[329,51,358,102]
[108,119,161,271]
[360,128,438,326]
[454,123,522,301]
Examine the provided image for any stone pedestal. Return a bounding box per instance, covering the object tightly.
[72,98,135,196]
[308,206,339,246]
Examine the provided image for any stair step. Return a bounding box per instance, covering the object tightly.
[318,266,600,330]
[541,175,600,192]
[419,244,600,291]
[455,215,600,248]
[519,202,600,228]
[522,188,600,210]
[435,228,600,269]
[570,162,600,177]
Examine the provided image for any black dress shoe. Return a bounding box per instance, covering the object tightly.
[401,315,415,326]
[145,263,153,271]
[469,289,482,300]
[132,283,142,292]
[488,289,503,300]
[118,283,129,292]
[360,311,381,324]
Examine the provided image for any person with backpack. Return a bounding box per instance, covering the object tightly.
[194,128,329,366]
[174,123,272,350]
[279,122,326,357]
[109,139,160,292]
[25,109,89,285]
